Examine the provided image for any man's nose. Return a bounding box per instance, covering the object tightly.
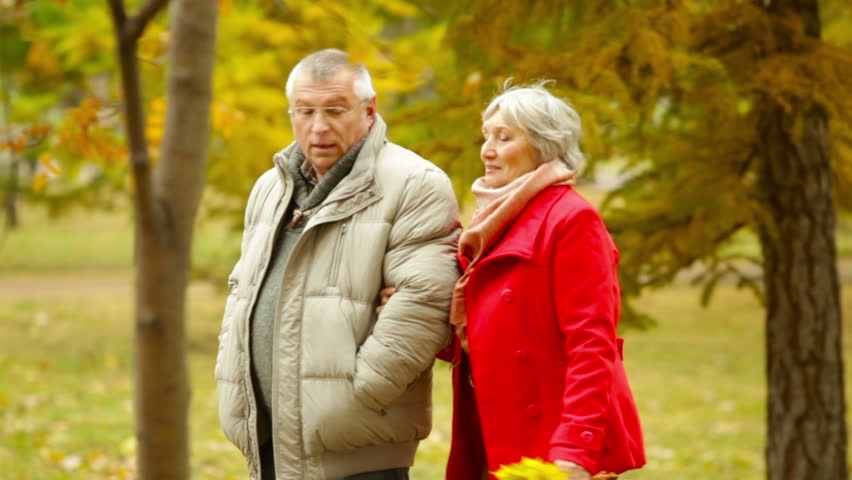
[310,114,331,133]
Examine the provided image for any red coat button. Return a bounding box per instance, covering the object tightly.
[501,289,515,303]
[513,349,529,364]
[526,404,541,419]
[580,431,594,443]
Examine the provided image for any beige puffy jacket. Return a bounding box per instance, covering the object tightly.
[215,116,461,479]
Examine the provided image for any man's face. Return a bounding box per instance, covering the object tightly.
[289,70,376,179]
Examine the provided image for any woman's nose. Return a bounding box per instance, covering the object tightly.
[481,144,496,159]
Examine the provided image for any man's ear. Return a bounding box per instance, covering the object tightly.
[366,96,377,126]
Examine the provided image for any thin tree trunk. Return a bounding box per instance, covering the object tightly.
[1,37,17,231]
[108,0,216,478]
[757,4,847,477]
[4,159,18,229]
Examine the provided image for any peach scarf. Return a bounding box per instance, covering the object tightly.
[450,161,575,350]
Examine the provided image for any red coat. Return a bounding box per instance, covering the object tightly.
[444,185,645,479]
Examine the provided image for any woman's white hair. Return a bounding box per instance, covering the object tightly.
[285,49,376,102]
[482,80,584,172]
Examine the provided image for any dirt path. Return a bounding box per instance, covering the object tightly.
[0,271,132,300]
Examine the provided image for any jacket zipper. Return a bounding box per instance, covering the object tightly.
[328,222,348,285]
[264,177,375,473]
[244,182,290,478]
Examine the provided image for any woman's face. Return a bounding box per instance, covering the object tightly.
[480,109,540,188]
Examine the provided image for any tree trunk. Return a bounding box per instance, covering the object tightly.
[4,159,18,229]
[108,0,216,478]
[757,5,847,479]
[133,1,217,479]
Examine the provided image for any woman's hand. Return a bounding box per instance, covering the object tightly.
[375,287,396,314]
[553,460,591,480]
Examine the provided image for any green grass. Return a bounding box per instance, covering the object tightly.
[0,203,241,280]
[1,204,851,479]
[3,277,851,479]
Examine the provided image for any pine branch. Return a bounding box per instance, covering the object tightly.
[637,221,747,289]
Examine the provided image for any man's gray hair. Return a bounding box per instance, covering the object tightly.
[482,81,585,172]
[285,49,376,102]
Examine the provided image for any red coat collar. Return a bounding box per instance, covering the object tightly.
[475,185,571,266]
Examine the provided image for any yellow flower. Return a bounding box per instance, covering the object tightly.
[494,457,570,480]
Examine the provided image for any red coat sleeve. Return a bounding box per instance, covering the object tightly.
[546,208,620,474]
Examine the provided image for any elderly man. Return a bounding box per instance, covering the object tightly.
[215,49,461,480]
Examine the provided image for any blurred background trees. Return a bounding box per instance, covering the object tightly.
[1,0,851,479]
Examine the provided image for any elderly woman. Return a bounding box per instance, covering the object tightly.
[440,83,645,480]
[381,83,645,479]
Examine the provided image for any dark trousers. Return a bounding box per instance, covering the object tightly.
[329,468,410,480]
[260,441,410,480]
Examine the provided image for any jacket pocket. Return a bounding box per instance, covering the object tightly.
[328,222,348,286]
[306,377,430,455]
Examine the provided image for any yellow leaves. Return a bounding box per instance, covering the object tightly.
[221,6,297,49]
[0,122,52,154]
[146,97,166,162]
[0,135,27,153]
[57,96,127,167]
[32,154,61,193]
[150,97,166,115]
[494,457,569,480]
[377,0,419,18]
[32,171,48,193]
[301,3,333,24]
[26,39,62,78]
[40,153,61,175]
[25,122,52,139]
[70,97,103,127]
[138,23,169,66]
[213,103,246,139]
[43,4,115,72]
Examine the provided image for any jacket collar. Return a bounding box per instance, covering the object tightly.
[273,114,386,194]
[477,186,568,264]
[271,114,388,224]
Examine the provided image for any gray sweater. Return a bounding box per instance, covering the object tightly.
[249,138,365,445]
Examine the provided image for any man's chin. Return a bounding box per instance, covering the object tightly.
[309,145,339,156]
[306,154,342,174]
[309,149,340,159]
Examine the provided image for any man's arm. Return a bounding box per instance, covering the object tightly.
[353,167,461,411]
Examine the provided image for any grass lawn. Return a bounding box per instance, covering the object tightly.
[1,203,851,479]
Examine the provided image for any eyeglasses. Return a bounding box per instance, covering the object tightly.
[287,105,356,122]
